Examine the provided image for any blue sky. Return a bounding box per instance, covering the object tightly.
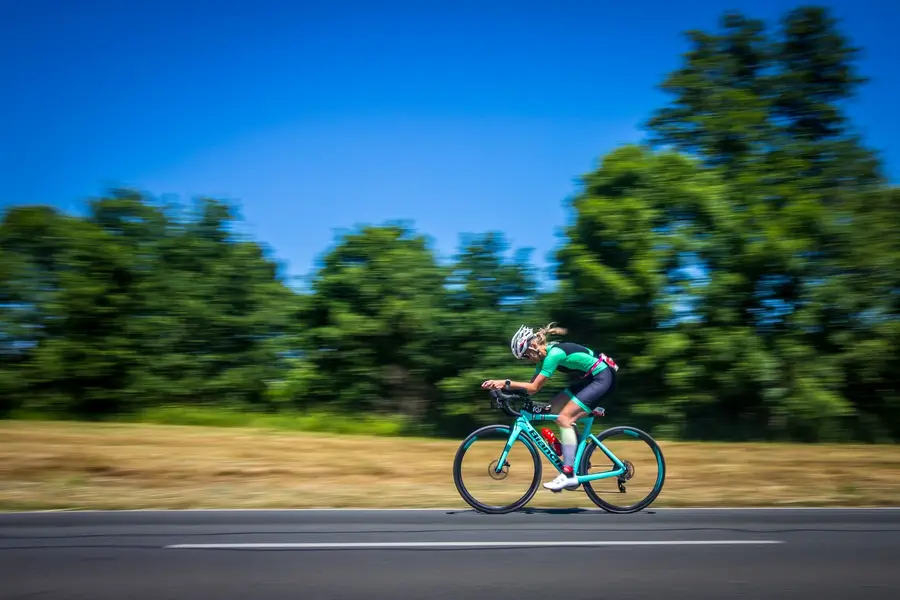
[2,0,898,287]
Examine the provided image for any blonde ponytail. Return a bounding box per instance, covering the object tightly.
[533,322,567,346]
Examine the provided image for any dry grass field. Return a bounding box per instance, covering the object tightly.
[2,420,899,510]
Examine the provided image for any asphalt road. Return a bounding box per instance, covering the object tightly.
[2,507,899,599]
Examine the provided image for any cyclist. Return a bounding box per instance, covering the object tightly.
[481,322,618,492]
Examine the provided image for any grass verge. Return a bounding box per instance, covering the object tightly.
[2,419,899,510]
[7,406,414,436]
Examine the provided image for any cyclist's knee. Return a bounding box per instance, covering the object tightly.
[558,412,576,428]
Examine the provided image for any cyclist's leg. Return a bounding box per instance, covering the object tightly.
[559,378,591,441]
[543,381,590,491]
[547,389,572,414]
[543,400,588,491]
[543,371,615,492]
[573,367,615,414]
[559,378,590,460]
[548,386,582,444]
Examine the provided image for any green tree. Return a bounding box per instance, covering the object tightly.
[434,232,541,432]
[290,223,449,425]
[0,205,75,413]
[637,4,895,440]
[0,191,295,417]
[552,145,727,435]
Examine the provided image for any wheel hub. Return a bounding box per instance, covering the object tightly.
[488,459,510,480]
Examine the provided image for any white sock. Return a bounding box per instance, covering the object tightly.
[560,426,577,472]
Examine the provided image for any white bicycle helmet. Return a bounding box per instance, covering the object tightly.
[510,324,536,359]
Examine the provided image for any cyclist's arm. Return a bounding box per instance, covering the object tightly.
[505,373,549,395]
[506,347,564,394]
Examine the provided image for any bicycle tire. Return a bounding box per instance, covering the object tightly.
[578,425,666,514]
[452,424,542,514]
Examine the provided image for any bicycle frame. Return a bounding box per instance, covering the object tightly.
[488,408,629,484]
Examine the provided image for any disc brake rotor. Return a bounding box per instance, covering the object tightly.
[488,459,510,480]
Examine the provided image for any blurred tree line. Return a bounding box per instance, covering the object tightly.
[2,6,897,441]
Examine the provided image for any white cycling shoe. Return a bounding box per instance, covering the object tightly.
[543,472,580,492]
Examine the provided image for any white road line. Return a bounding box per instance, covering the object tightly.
[166,540,784,549]
[14,506,899,514]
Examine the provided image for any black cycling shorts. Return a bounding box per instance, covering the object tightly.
[563,367,615,412]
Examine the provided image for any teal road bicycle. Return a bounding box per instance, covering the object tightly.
[452,385,666,514]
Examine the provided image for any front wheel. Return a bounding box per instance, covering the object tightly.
[579,425,666,514]
[453,424,542,514]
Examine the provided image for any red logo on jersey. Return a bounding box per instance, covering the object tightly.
[600,353,618,371]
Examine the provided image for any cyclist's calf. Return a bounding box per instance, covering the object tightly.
[556,401,585,475]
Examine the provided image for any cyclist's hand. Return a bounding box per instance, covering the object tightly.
[481,379,505,390]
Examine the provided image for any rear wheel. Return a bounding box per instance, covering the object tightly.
[579,426,666,514]
[453,424,542,514]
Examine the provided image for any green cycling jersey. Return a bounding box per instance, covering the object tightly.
[533,341,610,379]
